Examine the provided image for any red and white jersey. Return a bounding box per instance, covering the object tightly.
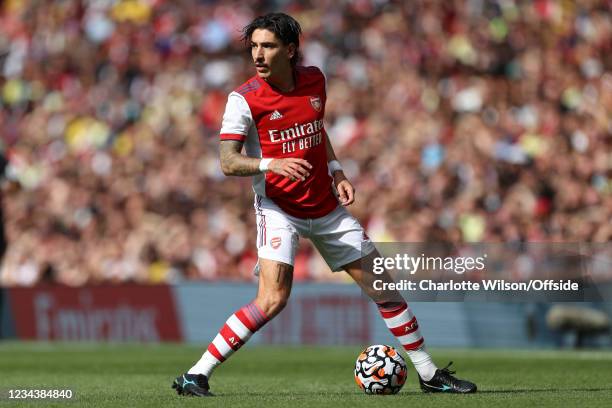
[219,66,338,219]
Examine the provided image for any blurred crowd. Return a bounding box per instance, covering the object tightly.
[0,0,610,286]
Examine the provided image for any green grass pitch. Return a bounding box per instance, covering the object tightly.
[1,343,612,407]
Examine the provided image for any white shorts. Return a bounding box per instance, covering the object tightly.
[254,195,375,273]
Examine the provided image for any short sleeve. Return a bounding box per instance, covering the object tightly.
[219,92,253,142]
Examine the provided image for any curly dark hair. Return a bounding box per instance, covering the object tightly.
[242,12,302,66]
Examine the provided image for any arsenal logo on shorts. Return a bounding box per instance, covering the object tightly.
[310,96,321,112]
[270,237,282,249]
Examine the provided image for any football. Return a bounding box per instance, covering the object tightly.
[354,344,407,395]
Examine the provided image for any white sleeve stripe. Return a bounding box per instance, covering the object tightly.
[220,92,253,136]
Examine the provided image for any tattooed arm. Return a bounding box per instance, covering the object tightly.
[219,140,262,176]
[219,140,313,180]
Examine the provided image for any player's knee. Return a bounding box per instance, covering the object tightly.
[269,295,288,315]
[257,292,289,317]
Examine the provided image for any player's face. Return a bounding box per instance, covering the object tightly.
[250,29,295,81]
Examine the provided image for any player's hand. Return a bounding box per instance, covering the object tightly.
[268,158,312,181]
[334,172,355,206]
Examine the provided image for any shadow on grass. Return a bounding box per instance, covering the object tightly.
[223,387,612,398]
[478,387,612,394]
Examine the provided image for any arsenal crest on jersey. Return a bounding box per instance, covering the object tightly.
[270,237,282,249]
[310,96,322,112]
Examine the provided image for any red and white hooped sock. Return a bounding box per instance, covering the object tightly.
[377,301,438,381]
[188,302,269,378]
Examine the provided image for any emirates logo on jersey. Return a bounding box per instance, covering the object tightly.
[310,96,322,112]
